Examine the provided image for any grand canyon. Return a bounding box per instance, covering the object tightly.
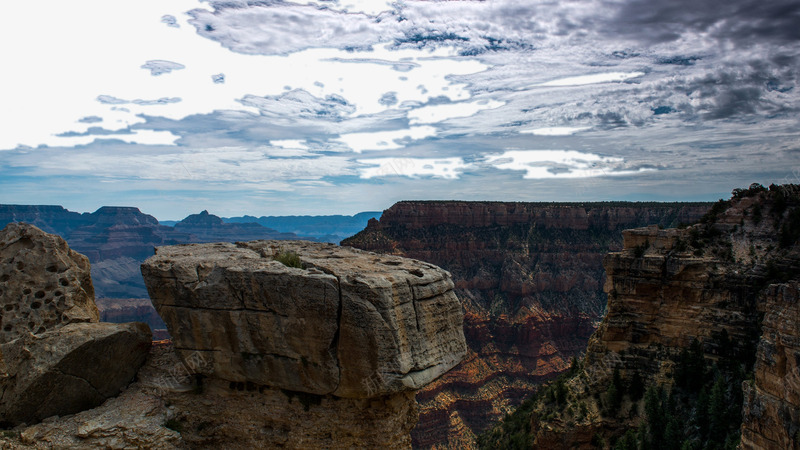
[2,185,800,448]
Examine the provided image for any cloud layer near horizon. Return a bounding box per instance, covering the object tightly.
[1,0,798,218]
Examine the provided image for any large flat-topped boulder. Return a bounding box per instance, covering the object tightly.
[141,240,467,398]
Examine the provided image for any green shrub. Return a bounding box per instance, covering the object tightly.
[274,251,304,269]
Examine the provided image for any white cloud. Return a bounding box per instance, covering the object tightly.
[336,126,437,153]
[521,127,591,136]
[0,1,489,151]
[358,157,470,179]
[533,72,646,87]
[408,100,506,124]
[484,150,655,179]
[270,140,309,150]
[28,146,355,184]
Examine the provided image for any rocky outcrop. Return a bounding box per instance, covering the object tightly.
[8,344,419,449]
[479,185,800,449]
[0,223,151,426]
[342,201,710,447]
[0,222,98,340]
[0,322,151,426]
[0,230,464,448]
[742,282,800,449]
[141,240,467,398]
[0,205,306,299]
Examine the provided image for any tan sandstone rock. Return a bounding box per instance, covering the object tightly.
[0,222,98,340]
[141,240,467,398]
[741,282,800,449]
[0,322,152,426]
[0,223,151,426]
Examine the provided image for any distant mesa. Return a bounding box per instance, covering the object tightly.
[0,205,381,302]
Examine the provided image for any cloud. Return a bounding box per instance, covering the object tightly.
[604,0,800,45]
[239,89,356,120]
[484,150,655,179]
[23,145,355,184]
[358,157,470,179]
[2,0,799,217]
[521,127,591,136]
[533,72,645,87]
[336,126,438,153]
[188,3,385,55]
[408,99,505,124]
[140,60,186,76]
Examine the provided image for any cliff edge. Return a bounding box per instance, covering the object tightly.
[343,201,710,447]
[479,184,800,449]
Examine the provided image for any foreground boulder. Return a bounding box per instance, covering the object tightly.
[141,240,467,398]
[0,223,151,425]
[0,322,151,425]
[0,222,98,340]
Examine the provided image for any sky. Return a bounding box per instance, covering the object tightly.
[1,0,798,219]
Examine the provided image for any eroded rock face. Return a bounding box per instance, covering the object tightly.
[0,223,151,426]
[0,222,98,340]
[141,240,467,399]
[0,322,151,426]
[741,282,800,449]
[342,200,711,446]
[6,344,418,449]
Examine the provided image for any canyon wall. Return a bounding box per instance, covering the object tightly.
[479,184,800,449]
[342,201,710,448]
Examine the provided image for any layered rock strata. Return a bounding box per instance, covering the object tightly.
[141,240,467,398]
[480,185,800,449]
[0,223,151,426]
[741,282,800,449]
[343,201,710,447]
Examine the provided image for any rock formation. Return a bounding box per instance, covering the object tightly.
[0,223,151,426]
[171,210,298,243]
[225,211,382,243]
[0,205,303,299]
[141,240,467,398]
[9,343,420,449]
[741,281,800,449]
[0,222,98,340]
[0,231,465,448]
[342,200,710,447]
[480,184,800,449]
